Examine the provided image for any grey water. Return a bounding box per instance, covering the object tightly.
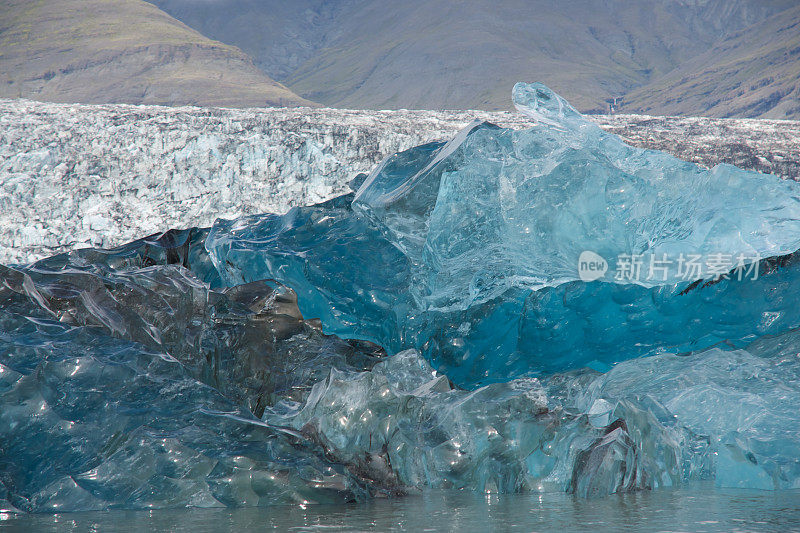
[2,486,799,532]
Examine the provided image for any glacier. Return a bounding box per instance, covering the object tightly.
[2,83,800,512]
[3,97,800,265]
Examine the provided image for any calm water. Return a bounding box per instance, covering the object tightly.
[2,486,799,532]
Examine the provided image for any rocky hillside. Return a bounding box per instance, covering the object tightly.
[151,0,799,117]
[2,98,799,265]
[3,0,796,116]
[620,5,800,119]
[0,0,312,107]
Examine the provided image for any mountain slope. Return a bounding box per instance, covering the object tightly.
[148,0,346,81]
[151,0,796,114]
[620,5,800,119]
[0,0,314,107]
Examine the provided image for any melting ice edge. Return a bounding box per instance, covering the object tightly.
[2,83,800,512]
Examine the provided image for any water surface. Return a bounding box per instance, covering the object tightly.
[2,486,799,532]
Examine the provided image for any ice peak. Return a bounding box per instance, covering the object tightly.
[512,82,583,127]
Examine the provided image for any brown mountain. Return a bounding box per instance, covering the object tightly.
[151,0,798,117]
[620,5,800,119]
[0,0,313,108]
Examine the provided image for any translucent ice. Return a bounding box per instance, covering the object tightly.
[267,349,699,497]
[0,228,696,508]
[207,83,800,384]
[5,235,798,509]
[546,335,800,490]
[4,84,800,511]
[0,231,387,511]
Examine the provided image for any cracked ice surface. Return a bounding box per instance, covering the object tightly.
[2,98,800,265]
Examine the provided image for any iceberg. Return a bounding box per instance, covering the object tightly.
[207,83,800,384]
[0,231,394,512]
[3,83,800,511]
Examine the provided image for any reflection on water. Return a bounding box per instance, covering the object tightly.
[2,485,799,532]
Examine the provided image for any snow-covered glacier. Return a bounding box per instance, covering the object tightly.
[2,84,800,513]
[2,97,800,265]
